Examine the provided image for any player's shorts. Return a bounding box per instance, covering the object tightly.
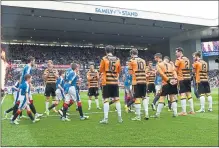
[13,91,19,105]
[124,85,132,94]
[160,83,178,96]
[147,83,156,93]
[44,83,56,97]
[102,84,119,99]
[179,80,191,93]
[155,85,162,94]
[65,86,80,102]
[55,89,65,101]
[132,84,147,98]
[88,87,99,97]
[29,91,33,101]
[197,81,211,94]
[18,95,30,110]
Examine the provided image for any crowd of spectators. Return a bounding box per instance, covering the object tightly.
[4,44,219,90]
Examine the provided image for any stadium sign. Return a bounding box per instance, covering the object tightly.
[95,7,138,17]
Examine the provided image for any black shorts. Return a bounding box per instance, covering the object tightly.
[147,83,156,93]
[160,83,178,96]
[88,87,99,97]
[179,80,191,93]
[197,81,211,94]
[102,84,119,98]
[44,83,56,97]
[132,84,147,98]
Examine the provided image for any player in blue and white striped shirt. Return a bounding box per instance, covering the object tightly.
[11,74,40,125]
[14,56,42,119]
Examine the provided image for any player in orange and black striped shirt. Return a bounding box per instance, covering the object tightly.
[87,63,101,110]
[99,45,122,124]
[175,47,195,115]
[151,53,178,118]
[192,52,212,113]
[146,61,156,96]
[128,48,149,121]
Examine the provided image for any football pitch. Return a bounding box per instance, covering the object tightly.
[1,89,218,147]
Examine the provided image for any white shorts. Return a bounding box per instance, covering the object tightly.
[65,86,80,102]
[13,91,19,104]
[55,89,65,101]
[124,85,132,94]
[29,91,33,101]
[18,95,30,110]
[155,85,162,94]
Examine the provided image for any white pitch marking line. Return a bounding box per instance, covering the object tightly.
[1,95,7,105]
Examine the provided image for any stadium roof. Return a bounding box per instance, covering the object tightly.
[1,5,215,46]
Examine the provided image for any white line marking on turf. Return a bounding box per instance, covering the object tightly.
[1,95,6,105]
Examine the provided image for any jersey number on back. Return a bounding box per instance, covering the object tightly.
[109,61,116,71]
[137,61,144,70]
[202,63,207,71]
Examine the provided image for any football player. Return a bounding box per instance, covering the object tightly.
[151,54,178,118]
[128,48,149,121]
[87,63,101,110]
[192,52,213,112]
[175,47,195,115]
[99,45,122,124]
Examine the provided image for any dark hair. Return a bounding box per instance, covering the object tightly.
[105,45,114,54]
[25,74,31,81]
[130,48,138,56]
[176,47,184,53]
[27,56,35,63]
[193,51,201,57]
[71,62,78,70]
[154,53,162,58]
[164,56,170,61]
[59,70,64,76]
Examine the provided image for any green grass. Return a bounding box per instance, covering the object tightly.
[1,89,218,146]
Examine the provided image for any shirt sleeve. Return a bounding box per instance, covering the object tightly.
[99,58,105,73]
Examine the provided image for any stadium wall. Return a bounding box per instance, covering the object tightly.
[149,41,170,58]
[169,39,201,64]
[203,56,219,70]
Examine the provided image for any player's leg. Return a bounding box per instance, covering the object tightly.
[61,96,71,121]
[100,85,109,124]
[151,84,169,118]
[205,82,213,112]
[178,81,187,115]
[132,85,141,121]
[26,105,40,123]
[73,87,88,120]
[113,85,122,123]
[29,93,43,119]
[169,94,178,117]
[196,82,206,112]
[142,84,149,120]
[186,79,195,114]
[11,96,25,124]
[125,85,135,112]
[94,88,101,109]
[88,88,92,110]
[45,84,51,112]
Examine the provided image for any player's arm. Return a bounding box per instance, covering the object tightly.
[128,60,133,75]
[174,59,180,71]
[96,71,100,80]
[87,72,91,81]
[54,69,59,79]
[156,64,169,82]
[117,59,121,74]
[43,69,49,80]
[58,80,64,91]
[25,84,30,104]
[99,58,105,73]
